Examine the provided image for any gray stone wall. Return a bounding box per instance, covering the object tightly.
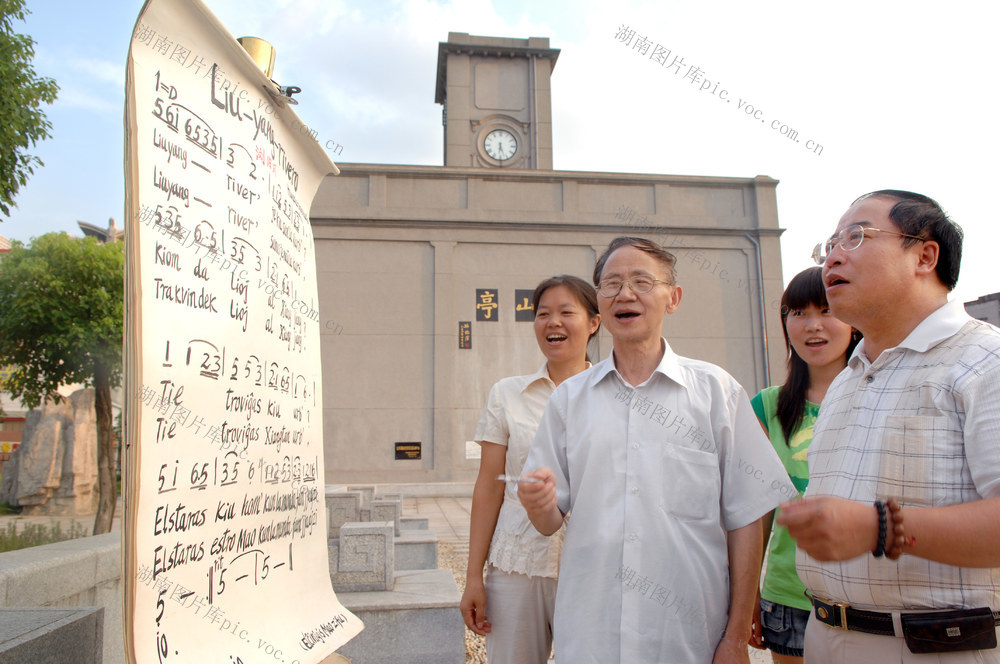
[0,534,122,664]
[312,167,786,484]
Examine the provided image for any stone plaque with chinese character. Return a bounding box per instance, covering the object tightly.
[475,288,498,321]
[514,289,535,321]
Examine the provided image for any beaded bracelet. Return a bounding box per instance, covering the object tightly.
[872,500,888,558]
[886,498,915,560]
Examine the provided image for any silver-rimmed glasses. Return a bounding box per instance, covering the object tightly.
[596,276,673,298]
[812,224,925,265]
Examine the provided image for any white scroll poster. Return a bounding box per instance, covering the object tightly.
[123,0,362,662]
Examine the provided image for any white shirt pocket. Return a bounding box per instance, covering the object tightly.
[659,443,721,521]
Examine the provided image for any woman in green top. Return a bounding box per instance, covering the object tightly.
[749,267,859,663]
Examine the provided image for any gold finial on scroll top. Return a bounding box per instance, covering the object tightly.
[237,36,276,78]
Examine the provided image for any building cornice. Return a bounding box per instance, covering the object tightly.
[326,163,779,189]
[435,34,560,104]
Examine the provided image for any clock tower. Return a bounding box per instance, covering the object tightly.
[435,32,559,169]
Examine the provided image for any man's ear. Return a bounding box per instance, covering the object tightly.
[664,285,682,314]
[914,239,940,278]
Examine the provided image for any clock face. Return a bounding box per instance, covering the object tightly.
[484,129,517,161]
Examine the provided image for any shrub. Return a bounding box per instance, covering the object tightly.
[0,520,89,553]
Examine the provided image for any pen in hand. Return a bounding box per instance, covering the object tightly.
[496,474,542,484]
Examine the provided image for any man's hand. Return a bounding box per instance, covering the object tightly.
[711,632,750,664]
[460,575,491,636]
[517,467,563,536]
[776,496,878,561]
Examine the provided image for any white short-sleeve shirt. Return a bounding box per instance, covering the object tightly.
[524,340,792,663]
[475,364,564,578]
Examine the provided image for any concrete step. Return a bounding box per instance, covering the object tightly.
[336,569,463,664]
[394,530,438,571]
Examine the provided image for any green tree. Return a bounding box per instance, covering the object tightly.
[0,233,123,534]
[0,0,59,218]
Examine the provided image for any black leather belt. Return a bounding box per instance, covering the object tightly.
[809,596,1000,636]
[810,596,896,635]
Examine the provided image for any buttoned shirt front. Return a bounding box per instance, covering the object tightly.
[475,364,564,577]
[798,300,1000,611]
[524,340,791,663]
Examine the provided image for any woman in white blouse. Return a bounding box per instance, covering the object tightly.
[461,275,601,664]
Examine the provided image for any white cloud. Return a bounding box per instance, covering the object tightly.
[54,87,120,113]
[66,57,124,87]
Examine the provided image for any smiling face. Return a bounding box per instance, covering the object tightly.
[784,302,854,373]
[533,284,600,365]
[596,246,682,346]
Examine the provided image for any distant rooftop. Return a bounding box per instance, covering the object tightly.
[965,291,1000,305]
[78,218,124,243]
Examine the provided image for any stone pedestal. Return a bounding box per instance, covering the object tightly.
[370,499,401,536]
[400,515,429,531]
[325,487,453,662]
[346,485,375,510]
[336,569,463,664]
[394,530,438,571]
[325,489,362,539]
[329,522,394,592]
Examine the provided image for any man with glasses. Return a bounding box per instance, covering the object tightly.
[519,236,792,663]
[778,190,1000,662]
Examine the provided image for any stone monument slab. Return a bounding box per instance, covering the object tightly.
[0,389,98,516]
[346,485,375,510]
[325,489,362,539]
[371,498,401,536]
[329,521,394,592]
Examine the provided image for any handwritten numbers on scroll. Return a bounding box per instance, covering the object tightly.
[159,460,179,494]
[156,583,170,662]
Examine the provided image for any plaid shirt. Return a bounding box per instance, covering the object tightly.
[797,300,1000,611]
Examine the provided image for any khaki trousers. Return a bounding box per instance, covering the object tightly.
[483,565,557,664]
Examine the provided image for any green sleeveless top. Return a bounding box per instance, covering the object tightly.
[751,385,816,611]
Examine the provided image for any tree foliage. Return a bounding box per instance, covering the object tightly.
[0,234,123,403]
[0,233,123,533]
[0,0,59,218]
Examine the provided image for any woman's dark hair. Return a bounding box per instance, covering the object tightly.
[776,267,861,443]
[532,275,600,341]
[593,236,677,285]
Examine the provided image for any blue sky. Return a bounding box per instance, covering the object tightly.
[4,0,998,304]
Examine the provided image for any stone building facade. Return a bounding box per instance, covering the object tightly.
[311,34,787,484]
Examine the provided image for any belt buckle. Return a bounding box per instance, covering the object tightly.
[815,597,851,630]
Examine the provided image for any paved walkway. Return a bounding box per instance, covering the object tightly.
[403,496,472,543]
